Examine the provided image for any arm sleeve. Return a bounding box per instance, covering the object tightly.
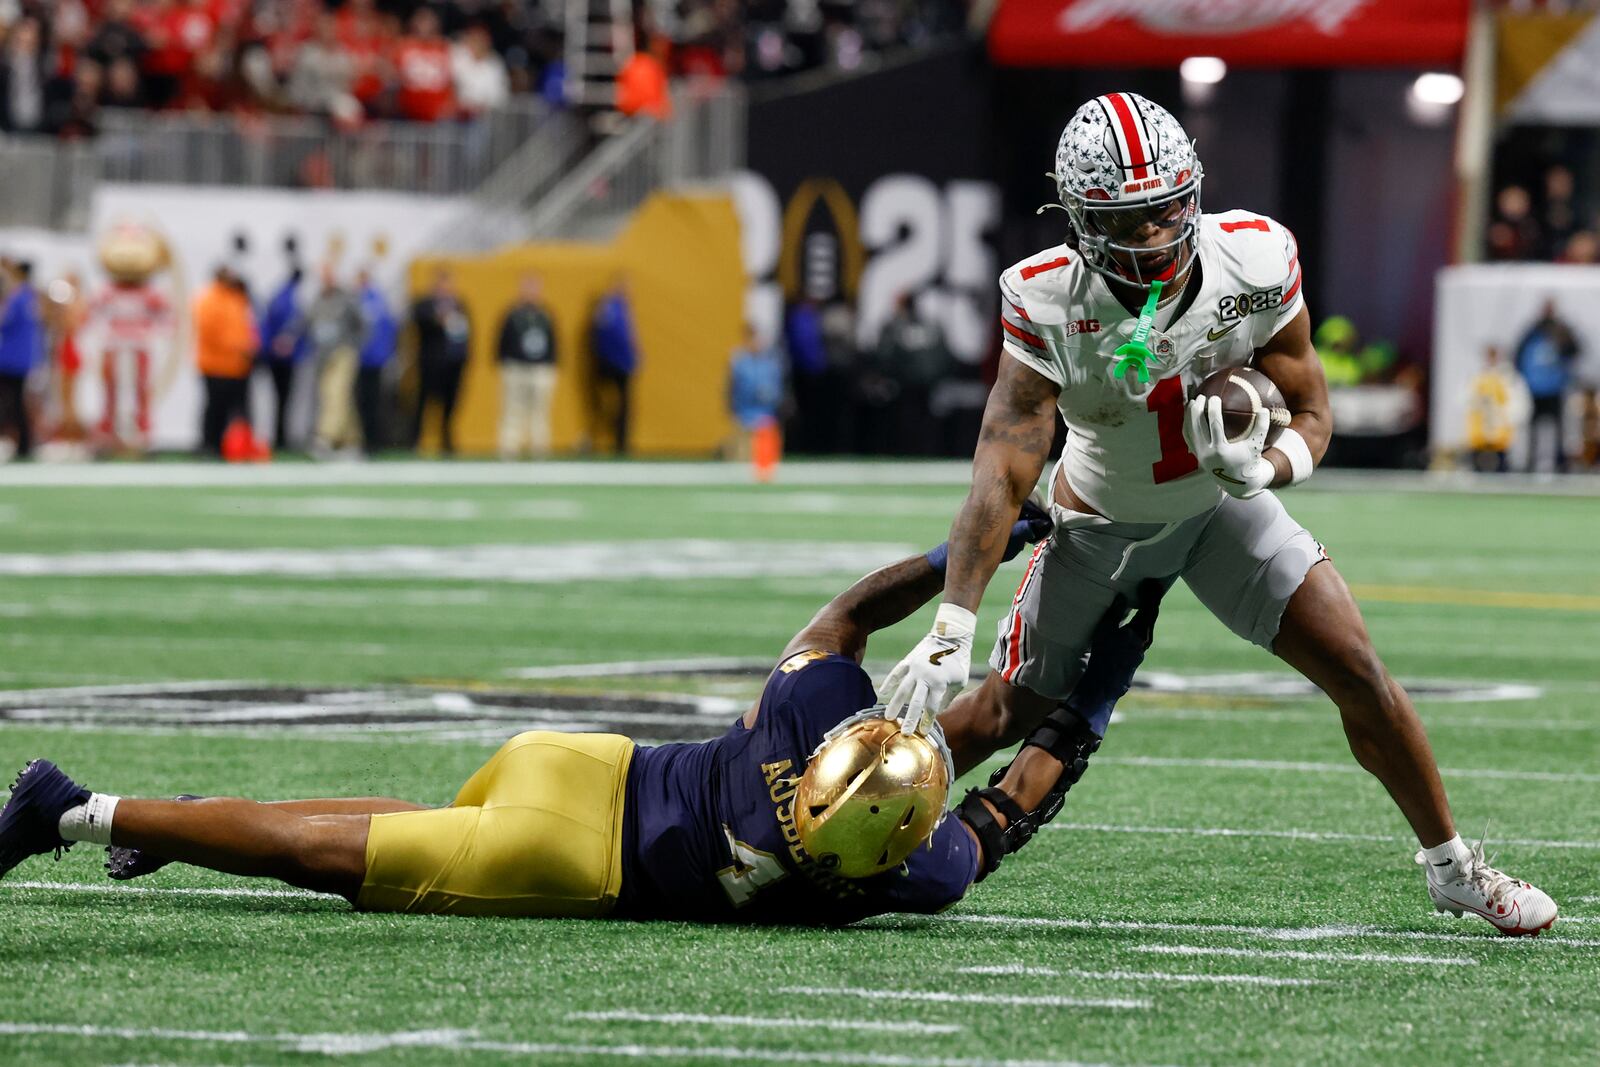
[874,817,979,913]
[998,272,1063,386]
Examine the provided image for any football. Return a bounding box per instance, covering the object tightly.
[1194,366,1291,446]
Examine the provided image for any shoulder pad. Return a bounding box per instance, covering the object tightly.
[1206,211,1297,289]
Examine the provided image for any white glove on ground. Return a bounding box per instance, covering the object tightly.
[1183,395,1274,499]
[879,604,977,734]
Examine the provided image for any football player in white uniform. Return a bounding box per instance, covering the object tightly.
[881,93,1557,936]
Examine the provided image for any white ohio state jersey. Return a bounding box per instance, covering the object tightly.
[999,210,1303,523]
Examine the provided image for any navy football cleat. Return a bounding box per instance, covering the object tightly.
[105,795,203,880]
[0,759,91,879]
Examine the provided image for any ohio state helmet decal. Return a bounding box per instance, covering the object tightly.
[1048,92,1205,290]
[1054,92,1198,205]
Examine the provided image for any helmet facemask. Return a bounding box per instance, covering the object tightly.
[1057,173,1204,292]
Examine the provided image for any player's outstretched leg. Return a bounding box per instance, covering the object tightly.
[1,759,370,899]
[1274,563,1557,936]
[940,673,1059,776]
[109,799,369,898]
[107,796,427,881]
[0,760,90,878]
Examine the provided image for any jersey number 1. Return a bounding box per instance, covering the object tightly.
[1148,376,1198,483]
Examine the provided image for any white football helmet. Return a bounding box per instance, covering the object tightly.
[1048,93,1204,291]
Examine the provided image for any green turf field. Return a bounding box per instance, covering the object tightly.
[0,462,1596,1067]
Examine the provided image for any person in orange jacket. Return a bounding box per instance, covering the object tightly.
[616,35,672,120]
[194,265,259,455]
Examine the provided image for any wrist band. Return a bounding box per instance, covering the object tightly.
[1275,427,1314,486]
[925,542,949,574]
[934,602,977,640]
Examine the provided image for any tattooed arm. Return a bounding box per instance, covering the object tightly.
[877,353,1062,729]
[943,353,1063,612]
[779,555,946,666]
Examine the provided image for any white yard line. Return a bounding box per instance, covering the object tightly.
[933,914,1600,948]
[1096,755,1600,785]
[196,497,584,521]
[778,986,1149,1011]
[1113,706,1594,733]
[1128,945,1475,966]
[507,657,767,680]
[566,1011,962,1035]
[0,1022,1162,1067]
[6,880,1594,950]
[0,460,975,488]
[0,540,918,585]
[956,965,1322,987]
[1,881,330,900]
[1041,821,1600,851]
[0,1024,478,1055]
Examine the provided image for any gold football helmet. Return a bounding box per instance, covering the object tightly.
[794,710,952,878]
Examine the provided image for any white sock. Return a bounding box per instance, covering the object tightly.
[1420,835,1472,883]
[57,793,120,846]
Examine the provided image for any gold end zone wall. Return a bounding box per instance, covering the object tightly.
[408,191,746,457]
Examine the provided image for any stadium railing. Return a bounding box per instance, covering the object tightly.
[0,135,97,231]
[94,100,554,195]
[520,82,746,241]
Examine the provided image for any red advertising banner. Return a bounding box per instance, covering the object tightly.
[989,0,1470,68]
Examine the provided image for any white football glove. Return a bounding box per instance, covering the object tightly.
[1182,395,1274,499]
[879,604,977,734]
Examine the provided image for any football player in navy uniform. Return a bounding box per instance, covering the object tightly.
[0,504,1155,924]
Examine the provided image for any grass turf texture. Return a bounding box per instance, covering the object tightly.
[0,463,1597,1067]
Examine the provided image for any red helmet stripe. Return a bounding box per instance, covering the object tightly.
[1106,93,1151,179]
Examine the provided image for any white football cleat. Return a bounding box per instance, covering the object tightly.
[1415,839,1558,937]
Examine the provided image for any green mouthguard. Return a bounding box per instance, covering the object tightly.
[1111,279,1165,385]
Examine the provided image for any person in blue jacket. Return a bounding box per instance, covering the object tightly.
[355,268,396,454]
[257,265,308,451]
[588,277,638,454]
[1513,298,1582,472]
[0,259,43,459]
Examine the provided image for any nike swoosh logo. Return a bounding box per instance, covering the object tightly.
[1211,466,1246,486]
[928,647,957,666]
[1207,320,1243,342]
[1436,887,1523,927]
[1432,859,1455,867]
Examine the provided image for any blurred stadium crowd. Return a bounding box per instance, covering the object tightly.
[0,0,973,136]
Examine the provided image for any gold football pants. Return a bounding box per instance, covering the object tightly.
[356,731,633,917]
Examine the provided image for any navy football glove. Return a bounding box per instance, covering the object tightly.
[925,497,1052,574]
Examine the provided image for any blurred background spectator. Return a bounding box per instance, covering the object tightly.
[726,321,783,461]
[496,271,557,460]
[193,263,257,456]
[1512,298,1583,472]
[0,257,42,460]
[257,254,306,451]
[407,266,470,455]
[874,292,951,457]
[587,275,636,455]
[305,261,366,457]
[356,264,395,455]
[0,0,975,139]
[1465,345,1531,473]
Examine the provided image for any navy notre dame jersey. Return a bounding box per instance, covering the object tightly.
[614,651,978,924]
